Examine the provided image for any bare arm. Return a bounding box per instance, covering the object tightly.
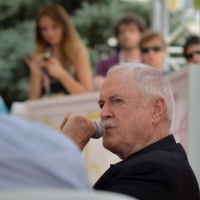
[73,49,93,92]
[24,54,42,99]
[60,49,93,94]
[28,74,42,99]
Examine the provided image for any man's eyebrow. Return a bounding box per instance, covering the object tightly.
[98,94,123,105]
[98,100,104,105]
[109,94,122,100]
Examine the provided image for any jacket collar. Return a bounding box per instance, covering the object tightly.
[123,134,177,162]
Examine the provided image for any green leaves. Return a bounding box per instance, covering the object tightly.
[0,21,35,107]
[193,0,200,10]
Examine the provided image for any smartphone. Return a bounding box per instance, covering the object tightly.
[39,52,51,61]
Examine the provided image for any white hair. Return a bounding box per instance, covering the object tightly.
[107,62,174,127]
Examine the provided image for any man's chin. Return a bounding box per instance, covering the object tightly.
[102,137,116,153]
[103,136,111,148]
[123,46,136,50]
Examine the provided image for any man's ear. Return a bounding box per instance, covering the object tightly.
[152,98,166,125]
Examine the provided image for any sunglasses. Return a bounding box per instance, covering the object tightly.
[185,50,200,60]
[140,46,164,54]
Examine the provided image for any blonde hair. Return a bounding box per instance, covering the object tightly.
[139,30,167,48]
[35,3,86,69]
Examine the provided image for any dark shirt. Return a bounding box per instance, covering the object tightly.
[42,76,69,96]
[93,135,200,200]
[95,54,119,77]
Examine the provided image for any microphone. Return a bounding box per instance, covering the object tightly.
[92,121,105,139]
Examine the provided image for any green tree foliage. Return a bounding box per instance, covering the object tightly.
[193,0,200,10]
[0,21,34,107]
[0,0,150,108]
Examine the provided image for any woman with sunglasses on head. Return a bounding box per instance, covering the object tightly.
[183,35,200,64]
[24,4,92,99]
[139,30,167,73]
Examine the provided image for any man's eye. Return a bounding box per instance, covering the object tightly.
[114,99,122,103]
[99,103,104,109]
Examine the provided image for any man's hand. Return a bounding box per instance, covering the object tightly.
[60,114,96,150]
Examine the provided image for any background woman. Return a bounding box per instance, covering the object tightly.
[139,30,167,74]
[25,4,92,99]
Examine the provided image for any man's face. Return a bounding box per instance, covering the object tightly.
[185,44,200,64]
[118,24,142,50]
[99,71,153,159]
[140,37,166,71]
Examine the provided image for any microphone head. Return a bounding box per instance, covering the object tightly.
[92,121,105,139]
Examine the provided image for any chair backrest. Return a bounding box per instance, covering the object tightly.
[0,190,138,200]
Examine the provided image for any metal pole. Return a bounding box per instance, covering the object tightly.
[151,0,162,32]
[162,0,169,41]
[162,0,170,71]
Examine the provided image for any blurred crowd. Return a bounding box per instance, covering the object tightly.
[24,3,200,99]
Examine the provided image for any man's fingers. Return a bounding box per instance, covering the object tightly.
[59,114,95,150]
[60,114,71,130]
[60,116,68,130]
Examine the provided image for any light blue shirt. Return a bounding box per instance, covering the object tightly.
[0,114,91,190]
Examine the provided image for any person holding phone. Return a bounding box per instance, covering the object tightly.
[24,4,92,99]
[139,30,167,74]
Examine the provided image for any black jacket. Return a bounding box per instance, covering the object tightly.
[93,135,200,200]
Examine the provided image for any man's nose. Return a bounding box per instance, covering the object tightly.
[100,103,113,120]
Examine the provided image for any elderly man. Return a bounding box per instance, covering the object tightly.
[61,63,200,200]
